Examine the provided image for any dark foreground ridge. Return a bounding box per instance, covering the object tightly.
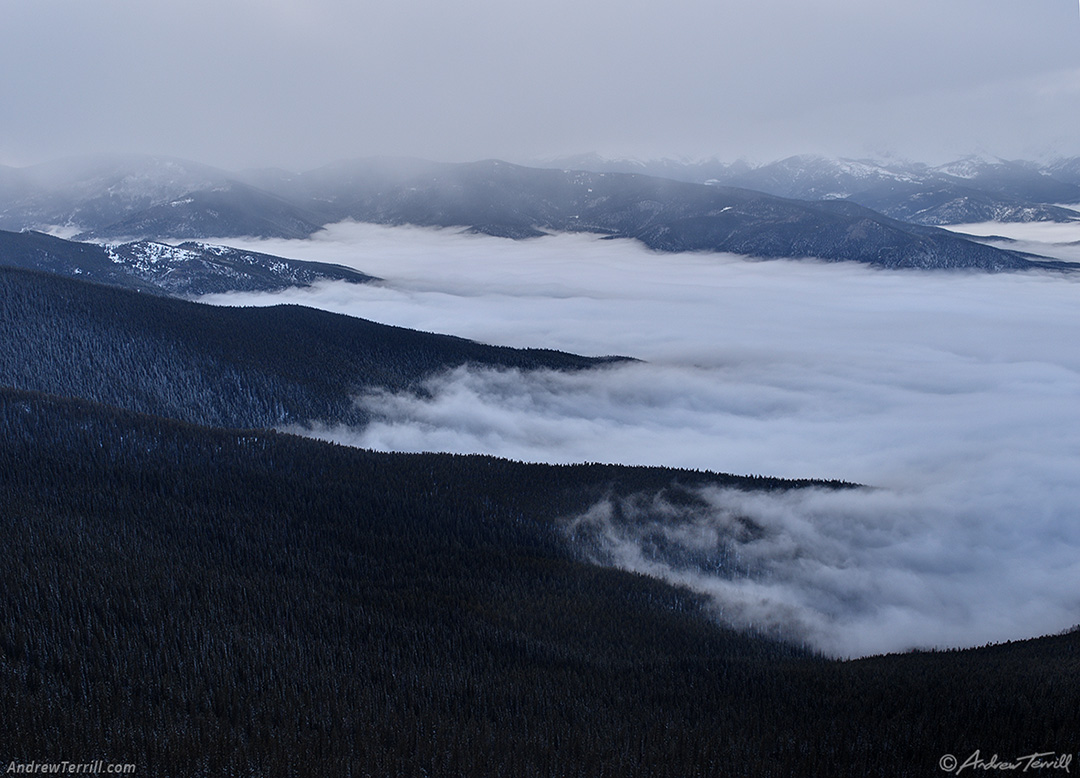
[1,388,1077,777]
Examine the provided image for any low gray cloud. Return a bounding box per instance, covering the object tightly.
[2,0,1080,166]
[201,222,1080,655]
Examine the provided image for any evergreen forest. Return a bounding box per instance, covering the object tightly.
[1,389,1077,777]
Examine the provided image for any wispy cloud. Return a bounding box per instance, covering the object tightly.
[567,483,1080,657]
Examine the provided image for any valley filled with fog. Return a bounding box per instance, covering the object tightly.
[199,223,1080,656]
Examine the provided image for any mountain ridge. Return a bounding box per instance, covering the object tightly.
[0,228,374,296]
[0,265,624,431]
[1,154,1069,271]
[538,152,1080,226]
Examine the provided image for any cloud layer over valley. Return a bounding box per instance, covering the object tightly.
[199,223,1080,656]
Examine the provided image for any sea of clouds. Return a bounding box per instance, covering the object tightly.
[198,222,1080,657]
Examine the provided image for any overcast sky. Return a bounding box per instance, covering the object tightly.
[2,0,1079,169]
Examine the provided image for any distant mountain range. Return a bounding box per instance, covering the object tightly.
[76,180,327,242]
[0,228,374,296]
[0,154,1069,271]
[0,154,228,230]
[540,153,1080,226]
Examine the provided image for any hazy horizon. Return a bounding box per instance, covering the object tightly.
[9,146,1080,178]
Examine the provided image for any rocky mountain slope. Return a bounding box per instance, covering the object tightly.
[0,229,373,296]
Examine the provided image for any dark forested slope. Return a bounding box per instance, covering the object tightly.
[1,389,1076,777]
[0,267,622,429]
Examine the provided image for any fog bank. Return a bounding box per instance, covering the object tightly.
[199,222,1080,655]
